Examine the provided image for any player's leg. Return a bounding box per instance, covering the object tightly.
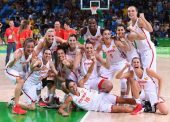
[129,78,143,115]
[22,84,37,110]
[111,105,133,113]
[15,77,25,105]
[5,69,27,114]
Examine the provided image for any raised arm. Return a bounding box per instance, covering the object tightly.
[49,61,59,76]
[146,68,163,97]
[127,26,146,41]
[56,36,67,43]
[58,96,73,116]
[34,40,43,55]
[6,49,22,68]
[95,51,110,69]
[96,42,102,54]
[138,13,153,32]
[115,38,131,52]
[62,59,73,69]
[73,50,83,72]
[79,58,95,87]
[116,63,131,79]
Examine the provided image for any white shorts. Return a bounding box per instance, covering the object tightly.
[98,93,117,112]
[140,48,156,72]
[23,82,42,105]
[5,68,22,84]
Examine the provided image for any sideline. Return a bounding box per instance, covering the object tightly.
[80,111,90,122]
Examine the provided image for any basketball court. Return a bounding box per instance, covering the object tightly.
[0,0,170,121]
[0,53,170,122]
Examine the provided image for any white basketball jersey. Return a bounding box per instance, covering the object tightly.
[133,68,157,92]
[57,62,78,82]
[83,26,101,49]
[102,40,126,64]
[80,54,99,79]
[26,59,50,84]
[125,34,139,62]
[69,87,102,111]
[132,19,155,52]
[66,49,77,61]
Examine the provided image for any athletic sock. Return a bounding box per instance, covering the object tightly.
[135,98,141,104]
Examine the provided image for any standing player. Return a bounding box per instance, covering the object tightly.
[80,16,103,49]
[4,20,18,64]
[127,6,156,71]
[115,24,146,63]
[5,38,35,114]
[116,57,169,115]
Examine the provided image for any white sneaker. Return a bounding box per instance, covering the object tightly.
[7,98,15,107]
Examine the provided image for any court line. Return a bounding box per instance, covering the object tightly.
[80,111,90,122]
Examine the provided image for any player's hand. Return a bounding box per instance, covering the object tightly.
[58,110,69,117]
[62,111,69,117]
[119,37,126,42]
[62,59,70,66]
[127,25,135,32]
[139,13,145,20]
[125,62,131,68]
[14,50,22,61]
[138,18,145,28]
[91,55,96,63]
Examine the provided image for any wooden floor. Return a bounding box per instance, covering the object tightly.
[0,54,170,122]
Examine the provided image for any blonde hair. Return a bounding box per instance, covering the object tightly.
[46,28,55,33]
[45,28,55,38]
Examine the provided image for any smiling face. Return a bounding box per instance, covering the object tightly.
[43,49,52,61]
[45,29,55,45]
[68,82,78,95]
[116,26,125,37]
[24,42,35,57]
[103,30,111,40]
[131,57,141,69]
[85,43,94,58]
[68,36,77,49]
[128,6,138,20]
[88,18,97,30]
[57,49,66,61]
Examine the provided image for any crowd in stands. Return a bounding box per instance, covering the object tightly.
[0,0,169,45]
